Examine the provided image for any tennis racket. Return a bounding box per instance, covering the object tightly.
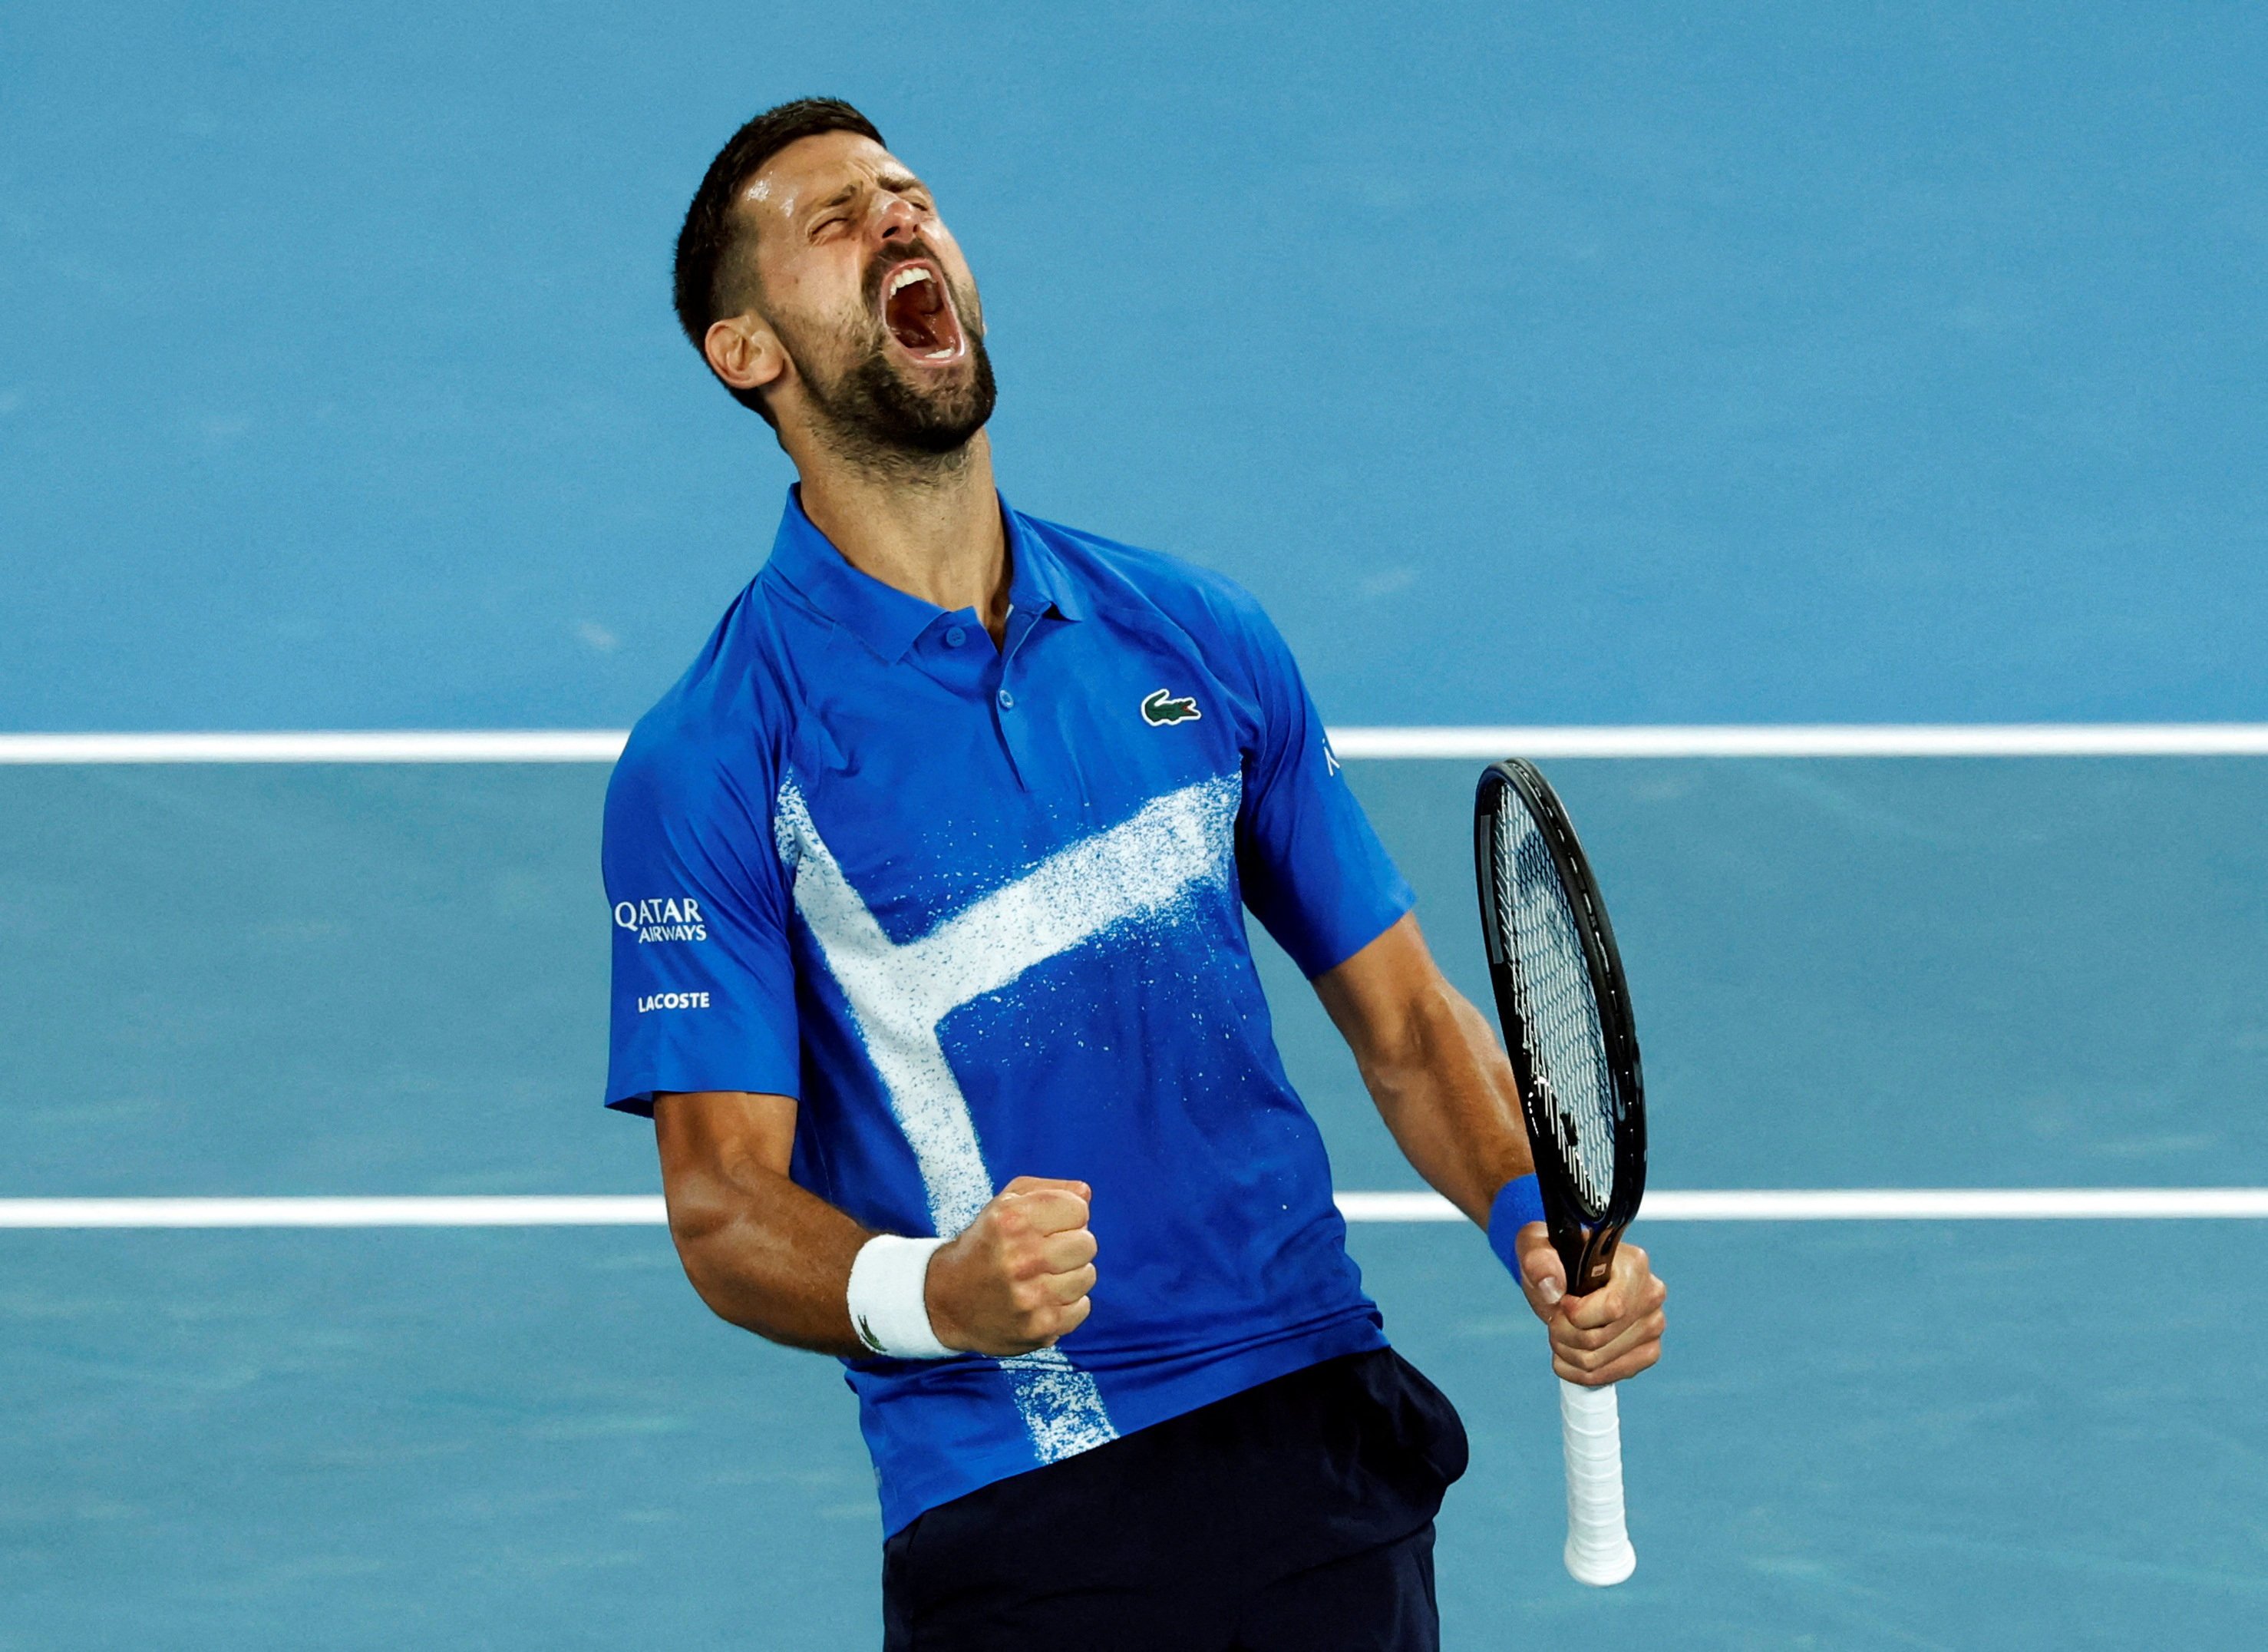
[1474,758,1648,1588]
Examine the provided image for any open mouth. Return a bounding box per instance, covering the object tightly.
[880,261,966,362]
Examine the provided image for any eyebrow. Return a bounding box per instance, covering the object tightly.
[804,169,931,226]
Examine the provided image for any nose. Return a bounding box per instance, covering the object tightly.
[873,190,922,244]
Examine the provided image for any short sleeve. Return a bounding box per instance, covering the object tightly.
[601,736,801,1115]
[1223,591,1415,977]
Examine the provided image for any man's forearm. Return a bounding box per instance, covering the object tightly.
[652,1092,1102,1362]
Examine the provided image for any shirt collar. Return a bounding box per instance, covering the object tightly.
[764,486,1082,663]
[1003,505,1085,625]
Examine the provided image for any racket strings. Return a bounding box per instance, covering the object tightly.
[1493,805,1623,1215]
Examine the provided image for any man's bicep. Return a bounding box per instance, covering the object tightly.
[1223,592,1414,978]
[1311,914,1443,1063]
[602,753,801,1112]
[653,1090,801,1251]
[655,1090,798,1180]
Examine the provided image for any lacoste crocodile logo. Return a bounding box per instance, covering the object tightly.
[1141,689,1202,727]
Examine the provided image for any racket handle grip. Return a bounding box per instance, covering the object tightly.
[1557,1378,1637,1586]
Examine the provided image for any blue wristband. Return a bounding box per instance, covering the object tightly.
[1487,1174,1547,1280]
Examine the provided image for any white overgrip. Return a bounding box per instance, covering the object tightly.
[1557,1378,1637,1585]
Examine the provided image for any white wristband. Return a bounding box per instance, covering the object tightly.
[847,1235,955,1360]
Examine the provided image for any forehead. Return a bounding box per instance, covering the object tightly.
[738,130,914,224]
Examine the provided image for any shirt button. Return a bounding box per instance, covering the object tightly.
[943,626,966,648]
[996,689,1015,710]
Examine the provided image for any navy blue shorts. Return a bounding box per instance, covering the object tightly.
[881,1348,1469,1651]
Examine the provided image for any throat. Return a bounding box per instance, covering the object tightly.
[797,463,1011,626]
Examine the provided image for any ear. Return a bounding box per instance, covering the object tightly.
[704,313,788,399]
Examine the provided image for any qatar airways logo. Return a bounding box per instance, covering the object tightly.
[614,896,708,943]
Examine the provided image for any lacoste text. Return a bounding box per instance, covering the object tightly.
[637,991,711,1013]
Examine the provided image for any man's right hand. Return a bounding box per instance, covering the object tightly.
[925,1176,1098,1356]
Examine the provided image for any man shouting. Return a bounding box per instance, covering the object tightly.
[603,97,1666,1650]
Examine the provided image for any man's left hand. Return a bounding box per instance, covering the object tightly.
[1511,1225,1667,1387]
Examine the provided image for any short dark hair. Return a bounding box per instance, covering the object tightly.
[673,97,886,421]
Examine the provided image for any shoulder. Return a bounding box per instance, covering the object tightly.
[1019,512,1289,664]
[606,578,799,838]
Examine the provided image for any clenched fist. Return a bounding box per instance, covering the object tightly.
[925,1176,1098,1356]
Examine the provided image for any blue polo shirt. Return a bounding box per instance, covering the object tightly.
[602,488,1415,1534]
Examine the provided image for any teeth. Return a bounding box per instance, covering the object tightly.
[888,266,933,297]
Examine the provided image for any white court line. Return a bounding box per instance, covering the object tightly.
[1340,1188,2268,1221]
[0,1196,669,1228]
[1326,724,2268,759]
[3,1190,2266,1228]
[0,730,631,764]
[8,725,2268,765]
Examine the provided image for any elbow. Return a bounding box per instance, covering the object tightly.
[662,1182,749,1326]
[1357,980,1464,1090]
[662,1174,815,1348]
[673,1241,736,1326]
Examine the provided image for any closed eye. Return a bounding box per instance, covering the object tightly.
[807,183,860,240]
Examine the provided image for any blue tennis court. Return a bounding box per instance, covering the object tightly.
[5,4,2265,1647]
[6,756,2265,1645]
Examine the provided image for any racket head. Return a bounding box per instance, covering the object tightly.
[1474,759,1648,1294]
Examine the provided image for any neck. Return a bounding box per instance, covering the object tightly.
[790,430,1010,636]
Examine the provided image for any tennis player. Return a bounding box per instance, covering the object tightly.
[604,98,1667,1650]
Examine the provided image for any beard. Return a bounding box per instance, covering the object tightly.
[806,331,997,458]
[780,263,997,468]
